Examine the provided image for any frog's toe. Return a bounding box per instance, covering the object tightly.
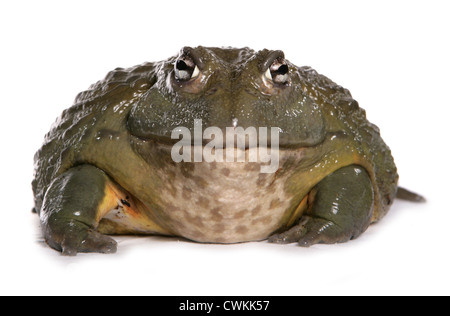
[296,217,352,247]
[268,216,352,247]
[77,230,117,255]
[57,225,117,256]
[268,218,308,244]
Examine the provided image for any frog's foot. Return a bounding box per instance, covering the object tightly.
[40,164,123,256]
[268,217,309,244]
[45,221,117,256]
[269,216,358,247]
[269,165,374,247]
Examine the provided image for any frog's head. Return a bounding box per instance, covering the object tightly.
[127,46,326,147]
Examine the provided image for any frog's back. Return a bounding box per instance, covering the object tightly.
[32,62,155,213]
[298,66,399,222]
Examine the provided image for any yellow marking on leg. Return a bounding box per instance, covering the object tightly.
[96,183,122,222]
[96,181,140,220]
[96,180,172,235]
[285,194,309,228]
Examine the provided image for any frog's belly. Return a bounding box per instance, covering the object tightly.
[153,152,301,243]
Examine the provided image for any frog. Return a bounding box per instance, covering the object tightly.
[32,46,424,256]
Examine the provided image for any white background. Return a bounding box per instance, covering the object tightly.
[1,0,449,296]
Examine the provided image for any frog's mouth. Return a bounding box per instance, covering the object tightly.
[129,121,327,175]
[128,118,326,150]
[130,132,285,174]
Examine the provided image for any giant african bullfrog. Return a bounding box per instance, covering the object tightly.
[32,46,423,255]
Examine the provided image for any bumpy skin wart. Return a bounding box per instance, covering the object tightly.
[33,46,399,255]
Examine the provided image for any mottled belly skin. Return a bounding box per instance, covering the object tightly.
[154,152,300,243]
[101,147,308,243]
[97,131,371,244]
[162,162,293,243]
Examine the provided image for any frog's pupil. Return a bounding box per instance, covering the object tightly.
[275,64,288,75]
[270,62,289,84]
[176,60,189,71]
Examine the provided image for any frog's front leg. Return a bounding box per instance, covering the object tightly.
[40,164,122,256]
[269,165,374,247]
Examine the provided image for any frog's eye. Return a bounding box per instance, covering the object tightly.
[264,58,289,85]
[174,56,200,81]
